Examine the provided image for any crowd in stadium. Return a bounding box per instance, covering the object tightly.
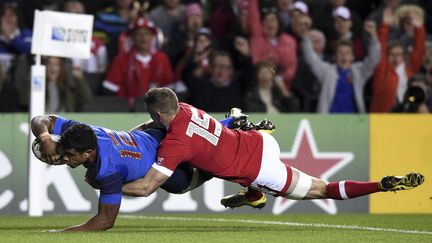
[0,0,431,113]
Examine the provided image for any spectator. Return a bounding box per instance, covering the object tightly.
[149,0,184,44]
[0,1,31,76]
[63,0,108,94]
[367,0,401,27]
[41,0,60,11]
[0,1,32,111]
[94,0,136,62]
[301,20,380,113]
[277,0,294,31]
[44,56,92,113]
[184,50,252,112]
[286,1,310,51]
[291,28,323,112]
[309,0,363,48]
[370,7,425,112]
[329,6,365,61]
[163,3,204,68]
[178,27,214,83]
[243,60,299,113]
[208,0,242,44]
[395,4,425,51]
[103,17,174,111]
[248,0,297,89]
[307,29,328,60]
[0,61,20,111]
[222,0,250,68]
[167,27,214,101]
[63,0,83,13]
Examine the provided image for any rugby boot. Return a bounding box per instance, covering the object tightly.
[378,172,425,192]
[254,119,276,133]
[220,187,267,209]
[226,108,249,129]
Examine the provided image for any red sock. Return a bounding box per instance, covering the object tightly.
[325,181,380,200]
[245,188,263,201]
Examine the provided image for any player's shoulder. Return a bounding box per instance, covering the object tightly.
[158,136,188,158]
[94,133,117,160]
[178,102,192,110]
[94,148,118,179]
[169,103,192,126]
[159,129,189,148]
[178,102,208,116]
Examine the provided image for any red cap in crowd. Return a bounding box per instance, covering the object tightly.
[184,3,203,18]
[128,17,158,34]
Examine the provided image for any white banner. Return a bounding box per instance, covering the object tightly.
[31,10,94,59]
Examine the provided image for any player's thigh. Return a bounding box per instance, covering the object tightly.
[251,132,288,194]
[254,133,327,198]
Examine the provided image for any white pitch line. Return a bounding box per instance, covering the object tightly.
[119,215,432,236]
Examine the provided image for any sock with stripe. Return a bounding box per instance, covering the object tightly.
[325,181,380,200]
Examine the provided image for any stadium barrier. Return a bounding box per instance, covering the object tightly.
[0,113,430,215]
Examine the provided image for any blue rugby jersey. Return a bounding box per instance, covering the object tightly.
[52,116,164,205]
[52,116,234,205]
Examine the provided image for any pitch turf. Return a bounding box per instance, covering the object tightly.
[1,214,431,242]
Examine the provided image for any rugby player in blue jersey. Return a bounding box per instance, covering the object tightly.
[31,111,271,232]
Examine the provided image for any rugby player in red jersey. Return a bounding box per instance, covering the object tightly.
[122,88,424,208]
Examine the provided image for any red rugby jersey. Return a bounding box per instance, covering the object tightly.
[153,103,263,185]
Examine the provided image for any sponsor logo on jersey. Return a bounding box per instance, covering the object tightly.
[156,157,164,165]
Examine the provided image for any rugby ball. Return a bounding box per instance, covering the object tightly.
[31,134,64,165]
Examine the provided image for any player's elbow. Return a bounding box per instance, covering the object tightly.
[101,221,115,231]
[30,116,39,125]
[30,116,43,130]
[97,218,115,231]
[135,187,152,197]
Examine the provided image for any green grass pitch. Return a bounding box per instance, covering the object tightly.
[1,214,431,242]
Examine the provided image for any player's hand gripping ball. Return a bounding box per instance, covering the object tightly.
[32,134,64,165]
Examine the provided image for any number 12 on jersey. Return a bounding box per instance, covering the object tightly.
[186,108,222,146]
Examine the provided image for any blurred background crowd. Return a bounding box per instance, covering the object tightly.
[0,0,431,113]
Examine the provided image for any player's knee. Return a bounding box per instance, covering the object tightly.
[305,180,327,199]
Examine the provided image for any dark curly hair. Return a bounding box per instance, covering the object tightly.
[60,123,97,152]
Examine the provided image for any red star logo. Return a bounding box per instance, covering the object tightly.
[272,120,353,214]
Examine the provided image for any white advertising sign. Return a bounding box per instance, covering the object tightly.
[31,10,94,59]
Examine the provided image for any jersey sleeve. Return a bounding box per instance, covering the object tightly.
[151,139,188,177]
[219,117,234,128]
[97,172,123,205]
[52,116,80,135]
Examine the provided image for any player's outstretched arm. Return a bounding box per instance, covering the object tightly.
[30,115,56,137]
[49,203,120,232]
[31,115,61,164]
[123,168,169,197]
